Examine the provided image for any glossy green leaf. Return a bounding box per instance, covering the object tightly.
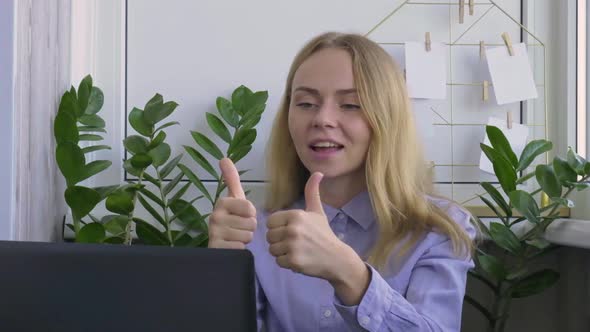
[124,135,149,154]
[518,140,552,171]
[137,187,165,208]
[155,121,180,133]
[85,87,104,115]
[239,114,262,130]
[78,114,105,128]
[93,185,120,200]
[507,267,530,281]
[103,216,129,236]
[65,186,101,218]
[148,131,166,150]
[206,113,232,144]
[148,142,171,167]
[172,232,193,247]
[78,160,112,183]
[536,165,562,198]
[160,154,183,179]
[103,237,125,244]
[479,196,504,220]
[77,222,105,243]
[163,171,184,196]
[77,75,92,112]
[129,108,154,136]
[105,189,135,215]
[123,159,143,177]
[190,131,224,160]
[58,91,80,119]
[526,238,552,250]
[78,134,103,141]
[509,190,541,225]
[130,153,153,169]
[144,94,178,125]
[567,148,588,175]
[134,218,168,245]
[481,144,517,194]
[54,111,79,144]
[511,269,560,298]
[230,145,252,164]
[184,145,219,180]
[77,126,106,133]
[245,90,268,114]
[231,85,251,116]
[480,182,511,217]
[489,222,523,255]
[216,97,239,127]
[553,157,577,186]
[477,254,507,280]
[178,164,213,203]
[137,194,166,227]
[486,125,518,168]
[515,172,536,185]
[82,145,111,154]
[56,142,85,186]
[190,232,209,247]
[169,182,192,204]
[169,199,208,232]
[471,215,490,238]
[551,197,574,208]
[229,128,256,156]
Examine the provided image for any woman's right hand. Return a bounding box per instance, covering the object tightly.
[208,158,257,249]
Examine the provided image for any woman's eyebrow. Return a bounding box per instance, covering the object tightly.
[293,86,357,96]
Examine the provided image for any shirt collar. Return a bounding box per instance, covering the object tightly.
[294,190,376,230]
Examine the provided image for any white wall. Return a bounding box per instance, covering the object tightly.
[0,0,15,240]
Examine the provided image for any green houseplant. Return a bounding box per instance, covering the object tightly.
[54,75,267,247]
[465,125,590,332]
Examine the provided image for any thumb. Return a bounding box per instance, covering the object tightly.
[220,158,245,199]
[304,172,324,214]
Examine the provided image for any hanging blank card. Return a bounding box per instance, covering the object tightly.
[479,117,528,174]
[405,41,447,100]
[486,43,538,105]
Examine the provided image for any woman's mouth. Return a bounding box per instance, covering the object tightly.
[309,141,344,159]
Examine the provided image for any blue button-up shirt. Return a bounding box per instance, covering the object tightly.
[247,191,475,331]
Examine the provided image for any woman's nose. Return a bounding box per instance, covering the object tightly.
[311,103,338,128]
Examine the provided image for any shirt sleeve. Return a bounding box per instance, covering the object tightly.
[333,210,475,332]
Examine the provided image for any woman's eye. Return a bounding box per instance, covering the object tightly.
[296,102,315,109]
[341,104,360,110]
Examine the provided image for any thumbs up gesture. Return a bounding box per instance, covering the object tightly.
[208,158,257,249]
[266,172,348,281]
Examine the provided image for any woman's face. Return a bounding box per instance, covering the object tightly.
[288,48,372,183]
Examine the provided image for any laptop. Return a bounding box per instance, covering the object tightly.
[0,240,257,332]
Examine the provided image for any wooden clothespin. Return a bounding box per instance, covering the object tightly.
[425,32,431,52]
[459,0,465,24]
[479,41,485,60]
[482,80,489,101]
[469,0,475,16]
[501,32,514,56]
[506,111,512,129]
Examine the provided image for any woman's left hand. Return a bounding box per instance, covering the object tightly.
[266,172,352,282]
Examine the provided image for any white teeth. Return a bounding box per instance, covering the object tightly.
[313,142,340,148]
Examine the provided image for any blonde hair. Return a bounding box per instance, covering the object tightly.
[265,32,473,270]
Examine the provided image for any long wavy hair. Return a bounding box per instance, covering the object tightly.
[265,32,473,270]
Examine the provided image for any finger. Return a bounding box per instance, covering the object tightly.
[208,240,246,250]
[266,210,293,229]
[269,242,289,257]
[212,227,254,244]
[216,197,256,218]
[220,158,245,199]
[276,254,300,273]
[221,215,257,231]
[266,226,287,244]
[305,172,325,213]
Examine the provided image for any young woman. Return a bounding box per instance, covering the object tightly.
[208,32,475,332]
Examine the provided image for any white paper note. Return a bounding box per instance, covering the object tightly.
[412,100,436,140]
[486,43,538,105]
[479,117,529,174]
[405,41,447,100]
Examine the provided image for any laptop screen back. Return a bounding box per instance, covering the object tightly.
[0,241,257,332]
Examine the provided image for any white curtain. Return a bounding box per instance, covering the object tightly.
[13,0,71,241]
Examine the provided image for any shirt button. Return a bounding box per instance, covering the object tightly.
[323,309,332,318]
[337,233,345,240]
[360,316,371,326]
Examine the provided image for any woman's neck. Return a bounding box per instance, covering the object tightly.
[318,171,367,209]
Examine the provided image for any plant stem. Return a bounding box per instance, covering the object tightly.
[488,282,512,332]
[124,170,145,245]
[155,166,174,246]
